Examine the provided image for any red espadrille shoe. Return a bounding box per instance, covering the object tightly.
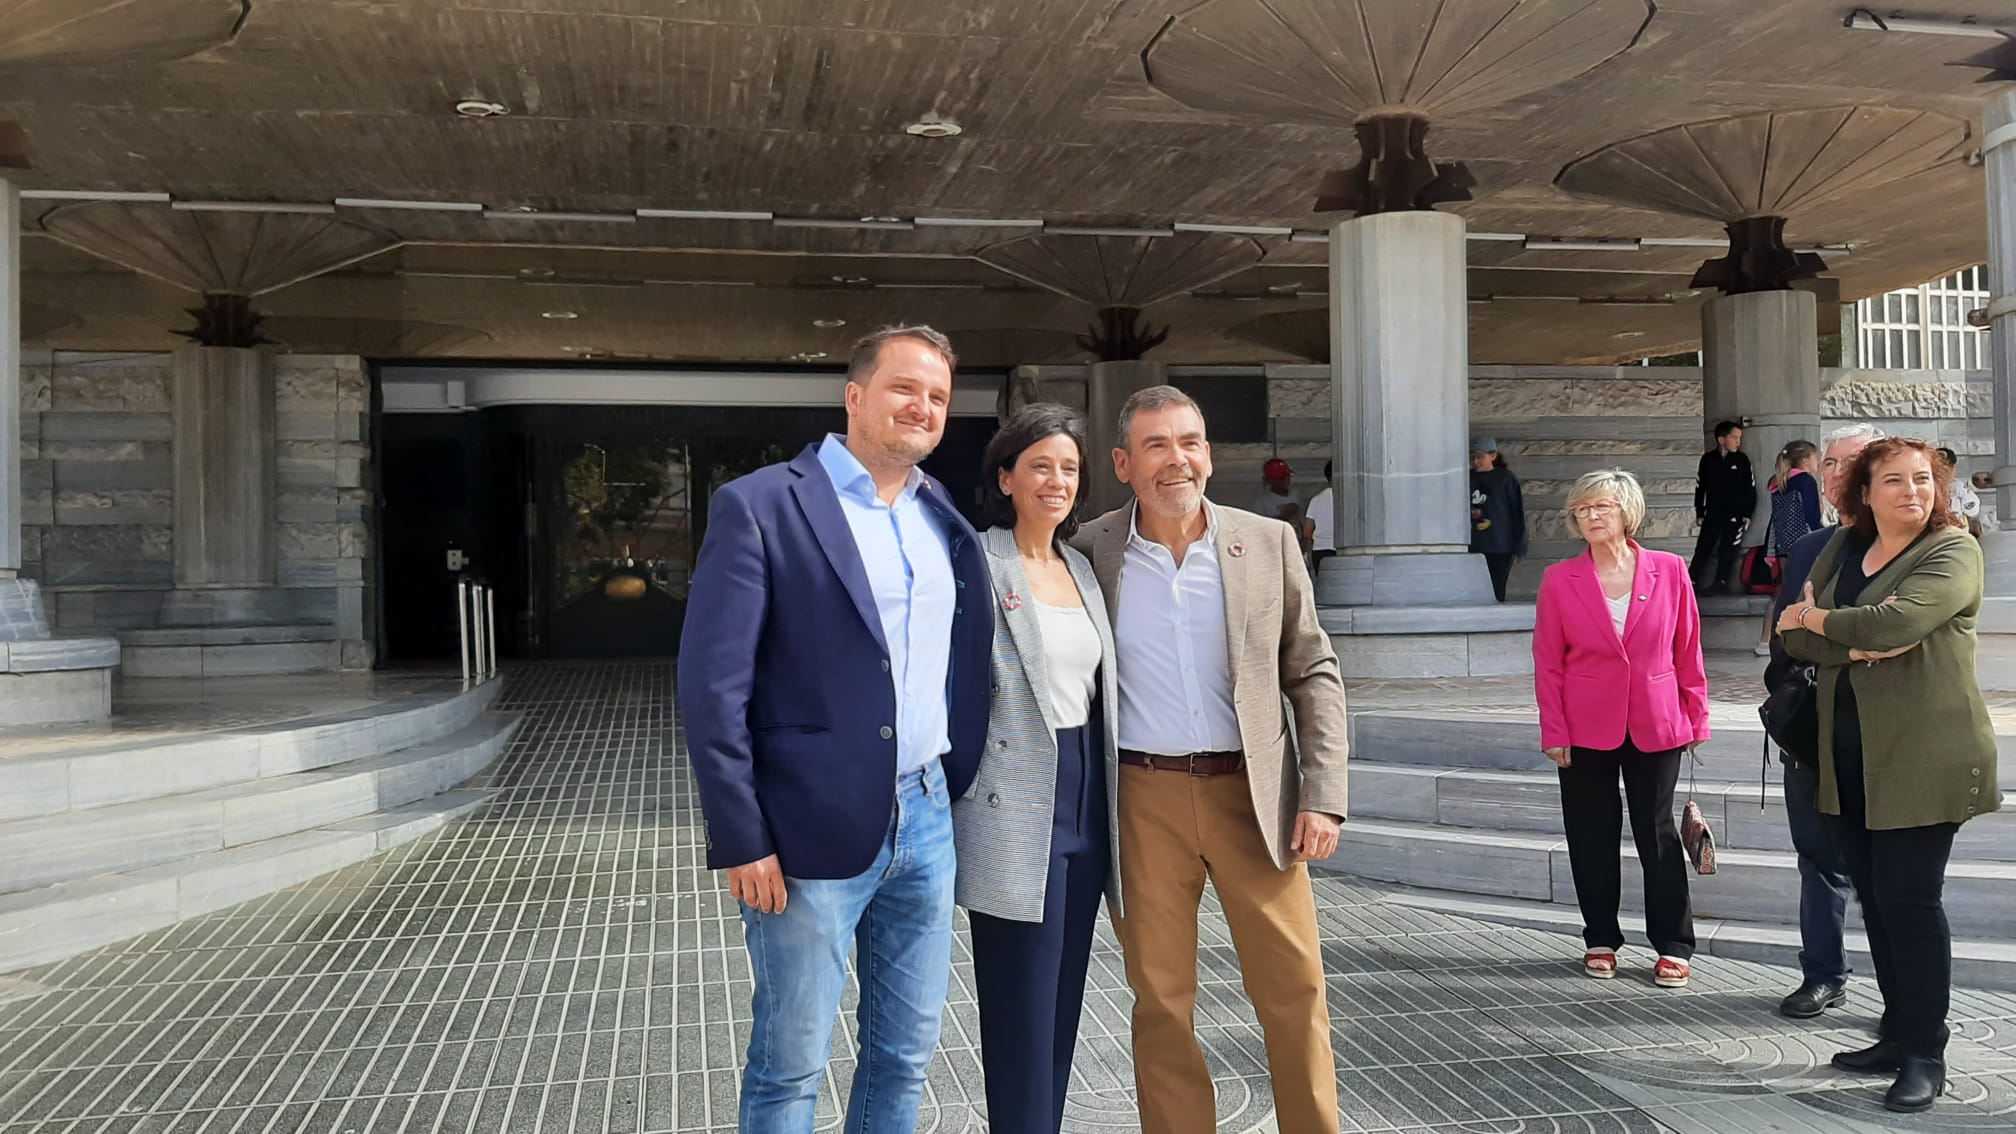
[1655,956,1692,988]
[1583,949,1618,979]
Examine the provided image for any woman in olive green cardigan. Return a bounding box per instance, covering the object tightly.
[1778,438,1997,1115]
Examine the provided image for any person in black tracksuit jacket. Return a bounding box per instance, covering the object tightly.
[1693,421,1757,592]
[1468,438,1527,602]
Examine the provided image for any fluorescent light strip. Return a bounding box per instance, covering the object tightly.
[1842,10,2004,38]
[172,200,336,215]
[773,217,916,231]
[335,197,484,212]
[1524,237,1643,252]
[1173,222,1296,236]
[873,282,988,290]
[913,216,1045,228]
[484,209,637,224]
[1640,236,1729,248]
[642,278,759,287]
[1289,231,1328,244]
[20,189,171,203]
[1043,225,1173,237]
[637,207,775,221]
[1467,231,1526,243]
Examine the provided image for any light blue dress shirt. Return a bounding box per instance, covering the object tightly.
[817,434,956,776]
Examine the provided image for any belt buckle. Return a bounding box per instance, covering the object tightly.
[1186,752,1201,776]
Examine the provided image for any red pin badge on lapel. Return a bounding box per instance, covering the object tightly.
[1003,592,1022,611]
[1228,542,1246,558]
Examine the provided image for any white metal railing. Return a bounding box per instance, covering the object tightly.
[457,575,499,683]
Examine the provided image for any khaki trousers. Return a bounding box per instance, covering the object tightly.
[1111,764,1338,1134]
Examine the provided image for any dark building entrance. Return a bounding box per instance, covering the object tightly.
[377,400,994,664]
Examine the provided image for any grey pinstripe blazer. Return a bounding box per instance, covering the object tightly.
[951,526,1123,923]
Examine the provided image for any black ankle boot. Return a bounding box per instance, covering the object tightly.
[1831,1040,1904,1074]
[1885,1056,1946,1113]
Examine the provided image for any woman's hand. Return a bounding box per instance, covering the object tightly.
[1543,746,1571,768]
[1776,582,1817,634]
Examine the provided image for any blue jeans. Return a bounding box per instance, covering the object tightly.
[738,760,956,1134]
[1784,759,1854,984]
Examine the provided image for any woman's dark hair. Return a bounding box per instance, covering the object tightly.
[1838,437,1962,538]
[980,403,1088,540]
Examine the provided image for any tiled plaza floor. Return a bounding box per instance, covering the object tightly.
[0,661,2013,1132]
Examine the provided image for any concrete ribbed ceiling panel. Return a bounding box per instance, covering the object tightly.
[976,232,1263,308]
[21,300,79,341]
[0,0,244,66]
[1227,309,1328,363]
[260,317,493,357]
[1556,105,1972,222]
[40,203,399,296]
[1144,0,1652,124]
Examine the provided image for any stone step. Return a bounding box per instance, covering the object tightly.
[1370,888,2016,992]
[1350,708,2016,790]
[1351,762,2016,860]
[0,679,501,823]
[0,713,517,895]
[118,623,342,678]
[1328,819,2016,939]
[0,790,495,973]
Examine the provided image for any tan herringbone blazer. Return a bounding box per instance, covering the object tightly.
[1075,503,1350,868]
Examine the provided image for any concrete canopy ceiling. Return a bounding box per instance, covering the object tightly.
[4,0,2011,366]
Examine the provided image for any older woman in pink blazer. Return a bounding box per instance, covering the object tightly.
[1533,468,1712,988]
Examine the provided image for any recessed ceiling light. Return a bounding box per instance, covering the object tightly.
[519,267,555,279]
[904,118,964,138]
[1614,331,1646,339]
[789,351,829,362]
[813,318,847,328]
[1266,282,1303,295]
[831,274,870,285]
[454,99,510,119]
[542,310,579,320]
[859,215,903,224]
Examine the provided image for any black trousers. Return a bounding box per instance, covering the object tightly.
[1689,513,1745,590]
[968,722,1110,1134]
[1483,553,1516,602]
[1826,738,1958,1059]
[1557,742,1696,958]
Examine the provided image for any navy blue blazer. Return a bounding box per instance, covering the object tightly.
[677,443,993,879]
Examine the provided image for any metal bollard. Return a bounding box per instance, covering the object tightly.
[472,584,489,683]
[484,585,498,677]
[457,577,472,684]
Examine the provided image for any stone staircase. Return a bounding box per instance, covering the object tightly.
[1326,671,2016,989]
[0,680,515,972]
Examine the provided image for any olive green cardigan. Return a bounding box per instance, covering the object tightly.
[1782,525,1997,829]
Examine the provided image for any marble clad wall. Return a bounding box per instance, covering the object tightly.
[20,351,375,667]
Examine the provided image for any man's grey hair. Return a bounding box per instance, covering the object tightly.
[1822,422,1885,451]
[1117,385,1202,448]
[846,325,958,384]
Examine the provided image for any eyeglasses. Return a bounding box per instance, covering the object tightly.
[1569,502,1622,520]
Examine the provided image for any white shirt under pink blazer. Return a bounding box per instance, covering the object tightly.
[1532,544,1712,753]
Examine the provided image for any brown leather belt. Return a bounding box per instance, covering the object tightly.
[1119,749,1244,776]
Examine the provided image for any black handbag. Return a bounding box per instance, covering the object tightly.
[1759,655,1819,764]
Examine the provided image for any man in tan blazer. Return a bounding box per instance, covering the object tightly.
[1070,385,1349,1134]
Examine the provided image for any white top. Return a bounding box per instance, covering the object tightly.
[1607,592,1630,638]
[1308,487,1335,551]
[1953,481,1982,519]
[1115,504,1244,755]
[1253,489,1299,522]
[1034,599,1100,729]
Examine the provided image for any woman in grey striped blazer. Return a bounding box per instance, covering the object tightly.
[953,403,1122,1134]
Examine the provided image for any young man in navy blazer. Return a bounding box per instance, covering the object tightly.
[678,325,992,1134]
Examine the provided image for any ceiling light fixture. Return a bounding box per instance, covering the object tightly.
[1525,236,1643,253]
[813,318,847,328]
[914,216,1044,228]
[637,207,775,221]
[20,189,171,202]
[904,118,964,138]
[775,217,915,231]
[335,197,485,212]
[1289,231,1329,244]
[518,267,555,279]
[1174,222,1297,237]
[454,99,511,118]
[171,200,336,215]
[831,274,871,285]
[485,208,636,224]
[788,351,830,362]
[542,311,579,320]
[1614,330,1648,339]
[1265,283,1304,294]
[1841,8,2004,38]
[1043,224,1175,238]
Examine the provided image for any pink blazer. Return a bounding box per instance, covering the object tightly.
[1532,544,1711,753]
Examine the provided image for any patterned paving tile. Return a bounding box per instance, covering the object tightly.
[0,660,2004,1132]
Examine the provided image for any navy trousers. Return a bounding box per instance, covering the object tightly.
[968,721,1111,1134]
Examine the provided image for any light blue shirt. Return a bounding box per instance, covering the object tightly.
[817,434,956,776]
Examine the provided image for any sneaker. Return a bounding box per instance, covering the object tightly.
[1654,956,1691,988]
[1753,643,1773,657]
[1584,949,1618,979]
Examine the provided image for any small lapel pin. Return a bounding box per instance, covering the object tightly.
[1228,542,1246,558]
[1638,594,1648,601]
[1003,592,1022,611]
